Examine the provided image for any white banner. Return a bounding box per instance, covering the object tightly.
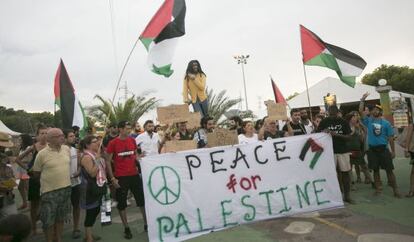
[141,133,343,242]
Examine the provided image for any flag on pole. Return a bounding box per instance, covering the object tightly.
[54,59,88,136]
[300,25,367,87]
[140,0,186,77]
[270,77,287,105]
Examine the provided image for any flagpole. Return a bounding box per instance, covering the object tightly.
[53,103,58,128]
[99,37,141,149]
[299,24,313,121]
[301,64,313,121]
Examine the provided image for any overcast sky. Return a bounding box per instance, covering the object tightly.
[1,0,413,120]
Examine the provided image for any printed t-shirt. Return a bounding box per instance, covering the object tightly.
[106,137,138,177]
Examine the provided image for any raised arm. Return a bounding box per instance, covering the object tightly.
[359,92,369,118]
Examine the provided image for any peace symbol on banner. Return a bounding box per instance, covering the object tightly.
[148,166,181,205]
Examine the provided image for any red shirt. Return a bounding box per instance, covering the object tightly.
[106,137,138,177]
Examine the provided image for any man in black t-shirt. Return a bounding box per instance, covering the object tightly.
[317,105,354,204]
[282,109,306,136]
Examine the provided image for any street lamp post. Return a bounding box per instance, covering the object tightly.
[234,55,250,111]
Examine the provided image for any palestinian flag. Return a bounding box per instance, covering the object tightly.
[139,0,186,77]
[300,25,367,87]
[270,77,287,105]
[54,59,88,135]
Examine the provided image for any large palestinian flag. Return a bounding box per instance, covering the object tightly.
[300,25,367,87]
[140,0,186,77]
[54,59,88,134]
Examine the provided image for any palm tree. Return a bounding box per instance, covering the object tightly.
[87,92,160,125]
[206,87,255,125]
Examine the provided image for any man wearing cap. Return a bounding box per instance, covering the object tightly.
[359,92,401,197]
[0,132,17,219]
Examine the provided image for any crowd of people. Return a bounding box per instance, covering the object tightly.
[0,92,414,242]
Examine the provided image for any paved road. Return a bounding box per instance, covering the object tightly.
[23,157,414,242]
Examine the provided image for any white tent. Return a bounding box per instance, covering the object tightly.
[0,120,21,136]
[288,77,414,109]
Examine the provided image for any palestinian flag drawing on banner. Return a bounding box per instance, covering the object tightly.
[54,59,88,136]
[270,77,287,105]
[300,25,367,87]
[140,0,186,77]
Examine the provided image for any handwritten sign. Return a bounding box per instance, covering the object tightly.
[165,140,197,153]
[265,100,287,120]
[157,104,189,125]
[207,128,238,148]
[142,133,343,242]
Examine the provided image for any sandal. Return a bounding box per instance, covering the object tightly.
[405,191,414,198]
[72,229,81,239]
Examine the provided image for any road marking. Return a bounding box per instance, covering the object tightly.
[312,217,358,237]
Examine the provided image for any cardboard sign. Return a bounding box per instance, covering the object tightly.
[393,112,409,128]
[265,100,288,120]
[142,133,343,242]
[207,128,238,148]
[157,104,189,125]
[186,112,201,130]
[164,140,197,153]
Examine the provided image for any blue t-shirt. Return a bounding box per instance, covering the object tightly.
[362,117,394,146]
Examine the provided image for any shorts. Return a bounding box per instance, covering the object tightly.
[334,153,351,172]
[39,186,71,229]
[115,175,144,210]
[349,151,366,166]
[15,166,30,180]
[71,185,81,208]
[367,145,394,171]
[84,206,100,227]
[28,177,40,201]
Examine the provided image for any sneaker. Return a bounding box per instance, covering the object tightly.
[124,227,133,240]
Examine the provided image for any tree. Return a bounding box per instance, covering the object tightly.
[361,64,414,94]
[206,88,255,125]
[87,92,160,125]
[0,106,56,134]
